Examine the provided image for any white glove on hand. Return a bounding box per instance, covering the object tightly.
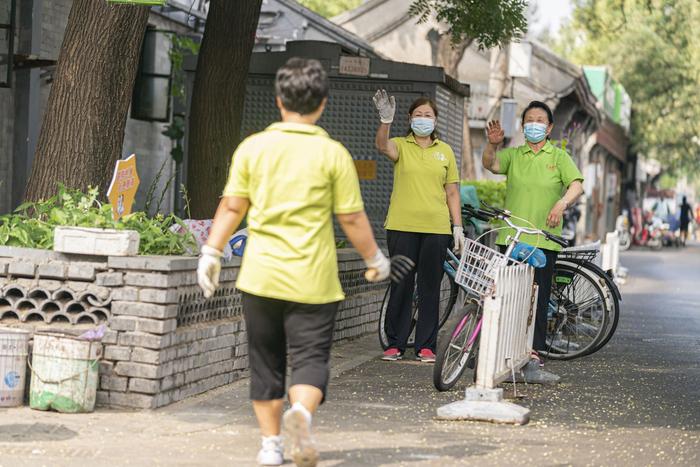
[198,245,223,298]
[364,249,391,282]
[373,89,396,124]
[452,226,466,254]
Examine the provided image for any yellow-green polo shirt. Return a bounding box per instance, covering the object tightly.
[384,135,459,234]
[222,122,364,304]
[496,140,584,252]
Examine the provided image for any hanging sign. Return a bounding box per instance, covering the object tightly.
[107,154,140,221]
[339,56,370,77]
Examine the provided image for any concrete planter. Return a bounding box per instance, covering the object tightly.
[54,227,140,256]
[0,246,387,409]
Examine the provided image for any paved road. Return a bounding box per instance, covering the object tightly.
[0,243,699,466]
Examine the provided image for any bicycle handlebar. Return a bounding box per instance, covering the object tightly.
[461,204,569,248]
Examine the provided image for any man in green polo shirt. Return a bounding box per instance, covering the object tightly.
[482,100,584,364]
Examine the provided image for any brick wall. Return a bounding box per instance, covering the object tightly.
[0,247,387,409]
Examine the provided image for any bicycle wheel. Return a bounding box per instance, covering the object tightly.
[557,259,621,355]
[433,303,481,391]
[438,276,460,330]
[542,262,609,360]
[378,272,457,350]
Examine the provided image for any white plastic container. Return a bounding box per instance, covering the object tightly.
[0,327,30,407]
[29,332,102,413]
[53,226,140,256]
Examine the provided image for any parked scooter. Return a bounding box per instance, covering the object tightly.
[635,212,664,250]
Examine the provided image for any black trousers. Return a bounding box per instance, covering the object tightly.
[532,249,558,351]
[242,292,339,401]
[385,230,451,353]
[499,245,558,351]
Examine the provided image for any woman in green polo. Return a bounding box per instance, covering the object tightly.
[373,90,465,363]
[482,100,584,364]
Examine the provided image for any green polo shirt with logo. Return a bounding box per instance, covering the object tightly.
[496,140,583,252]
[384,134,459,235]
[222,122,364,304]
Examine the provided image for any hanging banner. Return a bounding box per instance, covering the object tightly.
[107,154,141,221]
[107,1,167,6]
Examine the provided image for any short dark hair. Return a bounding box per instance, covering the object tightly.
[274,58,328,115]
[521,100,554,125]
[406,96,440,140]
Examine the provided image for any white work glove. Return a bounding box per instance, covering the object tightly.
[373,89,396,124]
[363,249,391,282]
[197,245,223,298]
[452,225,466,254]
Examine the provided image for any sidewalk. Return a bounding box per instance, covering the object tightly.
[1,246,700,466]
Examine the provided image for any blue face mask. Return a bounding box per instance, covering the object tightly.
[411,117,435,137]
[523,122,548,143]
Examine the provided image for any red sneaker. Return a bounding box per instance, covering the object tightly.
[381,348,403,361]
[416,349,436,363]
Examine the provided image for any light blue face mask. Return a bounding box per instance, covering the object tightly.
[523,122,548,143]
[411,117,435,137]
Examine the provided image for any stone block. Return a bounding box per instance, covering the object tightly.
[66,262,96,281]
[108,392,155,409]
[118,331,171,350]
[115,361,160,379]
[112,301,178,319]
[130,347,162,365]
[111,287,139,301]
[139,288,179,304]
[100,375,128,392]
[124,272,177,288]
[108,255,198,272]
[37,262,67,279]
[96,272,124,287]
[53,226,139,256]
[135,318,177,335]
[0,262,8,276]
[8,261,36,277]
[109,316,137,332]
[96,391,110,407]
[102,330,119,345]
[129,378,160,394]
[99,361,114,376]
[104,345,132,361]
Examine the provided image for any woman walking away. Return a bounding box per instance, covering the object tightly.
[198,58,397,467]
[679,196,693,246]
[482,101,584,366]
[373,89,465,363]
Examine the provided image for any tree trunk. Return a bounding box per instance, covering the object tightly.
[461,99,476,180]
[25,1,150,201]
[436,35,472,79]
[434,35,475,181]
[186,0,262,219]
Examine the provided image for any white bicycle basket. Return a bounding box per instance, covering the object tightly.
[455,237,513,299]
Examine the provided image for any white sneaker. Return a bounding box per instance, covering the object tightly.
[283,402,319,467]
[257,435,284,466]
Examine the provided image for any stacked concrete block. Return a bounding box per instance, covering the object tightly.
[0,248,112,326]
[0,247,387,409]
